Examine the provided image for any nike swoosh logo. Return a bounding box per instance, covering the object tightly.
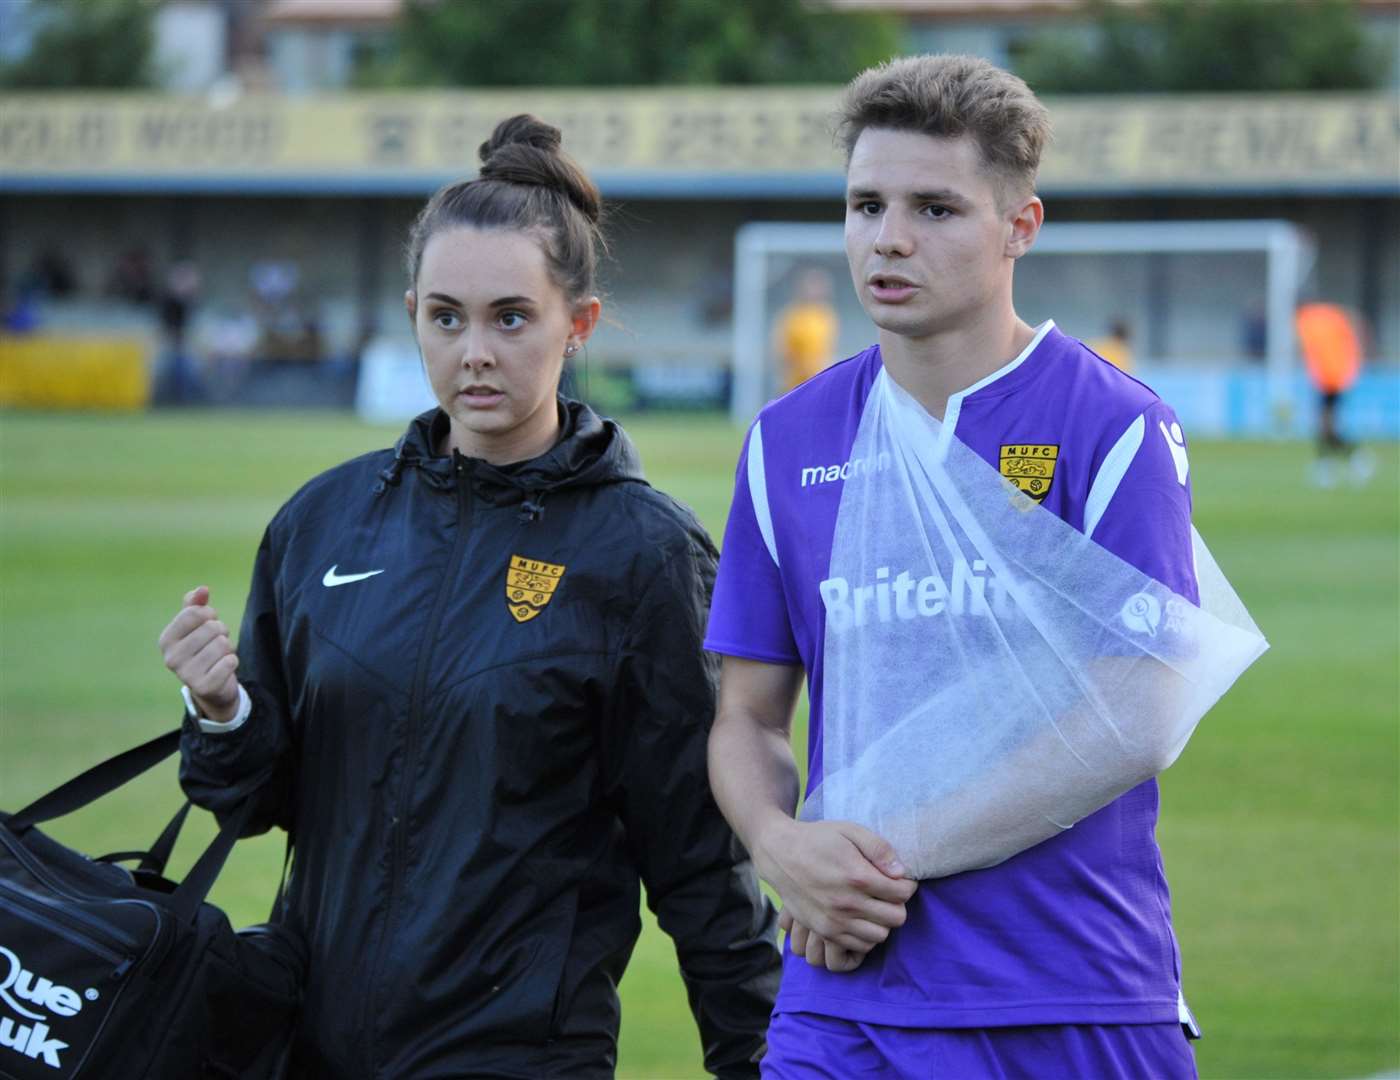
[322,566,385,588]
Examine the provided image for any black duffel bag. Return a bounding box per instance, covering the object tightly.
[1,728,303,1079]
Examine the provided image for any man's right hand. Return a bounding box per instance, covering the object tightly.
[754,816,917,957]
[158,585,240,722]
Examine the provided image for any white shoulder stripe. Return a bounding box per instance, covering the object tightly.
[1084,412,1146,540]
[940,319,1055,453]
[747,420,780,567]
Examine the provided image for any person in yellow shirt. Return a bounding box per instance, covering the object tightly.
[1090,319,1134,375]
[774,267,839,391]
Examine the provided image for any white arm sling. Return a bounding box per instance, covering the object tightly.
[801,369,1268,880]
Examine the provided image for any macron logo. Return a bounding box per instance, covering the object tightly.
[799,452,891,488]
[1159,420,1189,486]
[322,566,385,588]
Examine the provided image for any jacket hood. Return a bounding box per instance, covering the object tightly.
[374,398,645,519]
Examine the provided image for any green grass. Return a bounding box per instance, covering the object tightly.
[1,410,1396,1079]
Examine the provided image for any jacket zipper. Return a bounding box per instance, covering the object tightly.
[364,454,474,1079]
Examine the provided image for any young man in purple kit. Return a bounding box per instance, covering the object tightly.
[706,55,1202,1077]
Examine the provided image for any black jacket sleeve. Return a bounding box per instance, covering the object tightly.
[178,522,298,837]
[606,522,781,1079]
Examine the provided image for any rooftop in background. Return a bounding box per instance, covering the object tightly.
[262,0,402,27]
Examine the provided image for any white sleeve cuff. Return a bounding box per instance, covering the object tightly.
[182,683,252,734]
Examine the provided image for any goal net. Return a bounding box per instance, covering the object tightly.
[730,220,1313,429]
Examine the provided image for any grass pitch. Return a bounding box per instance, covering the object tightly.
[1,409,1396,1079]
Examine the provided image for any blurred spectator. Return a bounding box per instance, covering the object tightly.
[1296,300,1373,487]
[251,259,299,304]
[773,266,838,391]
[697,257,734,327]
[200,305,261,400]
[250,259,322,363]
[292,315,325,365]
[2,285,42,333]
[156,261,203,404]
[106,246,156,305]
[1090,318,1134,374]
[1240,303,1268,364]
[23,249,78,298]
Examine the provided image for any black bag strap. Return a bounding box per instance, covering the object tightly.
[8,727,263,925]
[95,800,193,876]
[169,795,257,924]
[9,728,182,832]
[270,832,294,922]
[140,800,193,875]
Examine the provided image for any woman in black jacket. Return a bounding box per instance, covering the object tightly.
[158,115,780,1079]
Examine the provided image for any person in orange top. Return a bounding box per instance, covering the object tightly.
[1295,301,1370,485]
[774,267,840,390]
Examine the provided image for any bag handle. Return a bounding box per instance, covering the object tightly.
[9,729,264,924]
[140,799,192,875]
[95,801,193,876]
[271,833,294,921]
[8,728,183,832]
[95,797,258,924]
[169,796,262,923]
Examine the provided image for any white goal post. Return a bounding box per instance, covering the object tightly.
[731,219,1313,427]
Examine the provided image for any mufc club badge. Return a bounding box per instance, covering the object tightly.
[999,444,1059,504]
[506,555,566,623]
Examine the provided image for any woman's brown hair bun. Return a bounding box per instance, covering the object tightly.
[405,113,607,303]
[478,114,602,226]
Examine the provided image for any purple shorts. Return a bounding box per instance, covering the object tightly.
[762,1011,1198,1080]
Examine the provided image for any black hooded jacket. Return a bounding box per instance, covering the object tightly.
[179,402,780,1079]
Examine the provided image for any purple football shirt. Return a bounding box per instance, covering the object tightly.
[706,322,1200,1028]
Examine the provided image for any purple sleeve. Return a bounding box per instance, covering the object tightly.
[1089,402,1199,604]
[704,425,801,663]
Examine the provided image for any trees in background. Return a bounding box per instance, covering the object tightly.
[0,0,1386,94]
[1018,0,1388,94]
[0,0,158,89]
[365,0,901,87]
